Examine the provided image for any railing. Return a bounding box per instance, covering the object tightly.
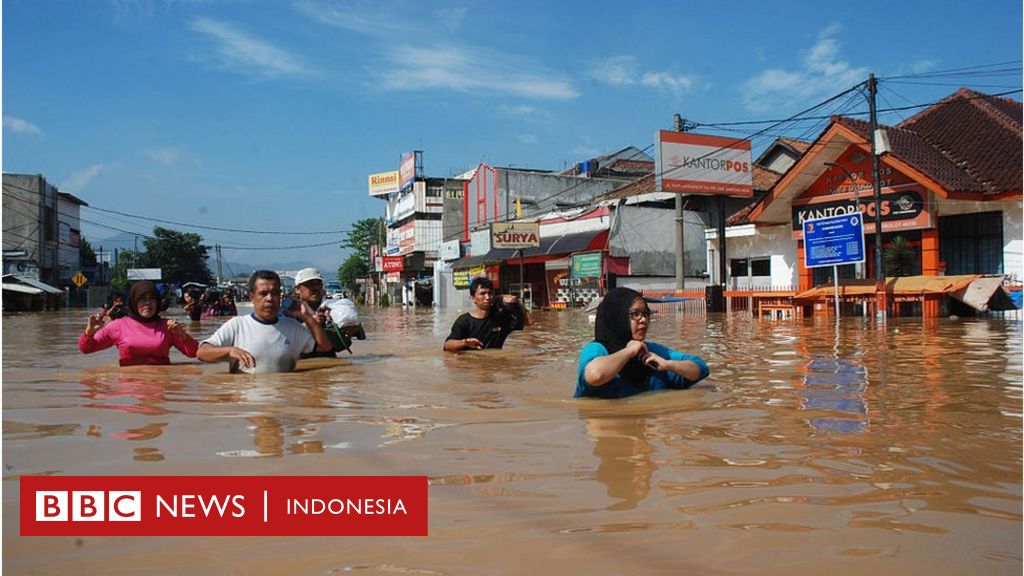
[637,289,707,317]
[724,286,799,319]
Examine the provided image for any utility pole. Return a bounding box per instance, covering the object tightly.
[216,244,223,285]
[868,73,887,320]
[674,113,687,291]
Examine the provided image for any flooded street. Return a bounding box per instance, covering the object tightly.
[3,306,1021,575]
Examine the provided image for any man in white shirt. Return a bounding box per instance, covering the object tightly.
[197,270,332,373]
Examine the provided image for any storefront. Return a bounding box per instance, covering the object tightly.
[743,89,1022,317]
[450,229,611,308]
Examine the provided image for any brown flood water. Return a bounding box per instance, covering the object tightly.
[2,305,1021,575]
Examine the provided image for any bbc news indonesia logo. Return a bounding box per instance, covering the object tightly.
[21,476,427,536]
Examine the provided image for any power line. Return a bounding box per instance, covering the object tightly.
[881,60,1022,80]
[84,205,349,235]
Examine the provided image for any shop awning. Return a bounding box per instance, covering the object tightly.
[2,282,43,295]
[2,274,64,294]
[949,276,1019,312]
[794,275,979,300]
[451,229,608,269]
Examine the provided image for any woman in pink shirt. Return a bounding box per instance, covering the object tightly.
[79,281,199,366]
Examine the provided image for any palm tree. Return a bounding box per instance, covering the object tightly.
[884,236,917,277]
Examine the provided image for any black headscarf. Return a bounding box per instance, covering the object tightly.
[126,281,161,323]
[594,287,652,389]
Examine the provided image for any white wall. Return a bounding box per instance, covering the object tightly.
[707,224,798,289]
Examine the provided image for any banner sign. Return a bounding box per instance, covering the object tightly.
[655,131,753,197]
[382,256,405,272]
[791,187,929,238]
[368,171,400,197]
[491,222,540,249]
[802,213,865,269]
[439,239,461,261]
[453,265,499,289]
[570,252,602,278]
[20,475,427,536]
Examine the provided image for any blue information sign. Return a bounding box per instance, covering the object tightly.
[802,212,865,268]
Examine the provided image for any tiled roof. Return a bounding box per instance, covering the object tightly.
[897,88,1022,194]
[835,115,991,194]
[778,138,811,154]
[835,88,1022,196]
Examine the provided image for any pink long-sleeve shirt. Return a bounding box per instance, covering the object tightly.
[78,317,199,366]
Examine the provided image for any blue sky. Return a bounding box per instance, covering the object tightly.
[3,1,1021,274]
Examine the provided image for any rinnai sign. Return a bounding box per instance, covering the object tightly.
[655,131,753,197]
[368,171,400,197]
[20,475,428,536]
[382,256,405,272]
[491,222,540,249]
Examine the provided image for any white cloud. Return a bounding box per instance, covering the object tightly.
[517,134,538,144]
[589,56,639,86]
[743,25,867,113]
[381,45,578,100]
[61,164,105,193]
[293,1,410,38]
[189,17,314,78]
[641,72,694,94]
[3,115,42,135]
[912,59,940,74]
[590,55,696,97]
[144,146,181,166]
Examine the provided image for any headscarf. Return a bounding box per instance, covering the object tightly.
[594,287,652,389]
[126,280,161,323]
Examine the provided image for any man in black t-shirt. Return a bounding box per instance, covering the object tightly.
[444,277,532,352]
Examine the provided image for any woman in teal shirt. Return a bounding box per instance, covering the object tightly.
[576,287,709,399]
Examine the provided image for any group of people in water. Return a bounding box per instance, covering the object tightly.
[79,270,709,399]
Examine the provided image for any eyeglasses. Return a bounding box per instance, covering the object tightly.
[629,309,652,321]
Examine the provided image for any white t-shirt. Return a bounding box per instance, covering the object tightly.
[202,314,316,374]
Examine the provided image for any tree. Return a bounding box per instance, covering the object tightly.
[884,236,918,277]
[337,253,368,292]
[110,249,137,293]
[79,237,98,268]
[138,227,215,286]
[340,217,384,271]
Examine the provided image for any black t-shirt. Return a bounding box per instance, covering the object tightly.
[446,306,524,350]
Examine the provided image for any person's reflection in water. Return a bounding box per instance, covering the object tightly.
[79,373,175,461]
[583,412,656,511]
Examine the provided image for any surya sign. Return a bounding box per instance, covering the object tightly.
[491,222,540,249]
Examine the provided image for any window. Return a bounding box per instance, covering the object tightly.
[939,211,1003,275]
[730,259,748,277]
[751,258,771,277]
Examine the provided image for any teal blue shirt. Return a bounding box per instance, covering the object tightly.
[575,341,710,399]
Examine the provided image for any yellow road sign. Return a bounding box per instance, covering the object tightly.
[71,272,88,288]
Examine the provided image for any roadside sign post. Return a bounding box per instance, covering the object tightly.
[70,272,88,289]
[802,213,865,321]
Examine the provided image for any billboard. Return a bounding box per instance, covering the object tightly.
[491,222,540,249]
[655,131,753,197]
[368,171,400,197]
[399,151,418,192]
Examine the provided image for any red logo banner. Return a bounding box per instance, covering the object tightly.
[21,476,428,536]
